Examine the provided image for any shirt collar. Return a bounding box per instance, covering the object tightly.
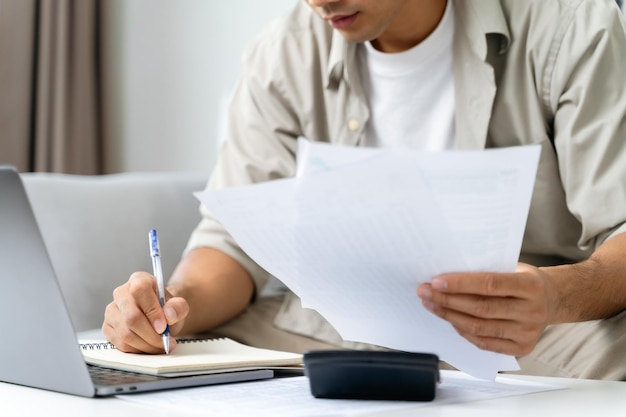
[326,32,353,89]
[456,0,511,58]
[325,0,511,88]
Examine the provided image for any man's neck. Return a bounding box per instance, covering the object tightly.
[372,0,448,53]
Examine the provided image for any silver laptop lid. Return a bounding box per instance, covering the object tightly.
[0,166,96,396]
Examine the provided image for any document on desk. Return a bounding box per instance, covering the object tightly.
[116,371,564,417]
[195,139,541,380]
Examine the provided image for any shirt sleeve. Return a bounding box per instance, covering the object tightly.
[184,19,303,296]
[549,3,626,250]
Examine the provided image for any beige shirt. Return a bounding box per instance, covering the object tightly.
[186,0,626,346]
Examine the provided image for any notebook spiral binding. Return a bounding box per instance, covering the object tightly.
[80,342,116,350]
[79,337,224,350]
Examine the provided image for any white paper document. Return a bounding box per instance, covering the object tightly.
[116,371,563,417]
[196,140,541,379]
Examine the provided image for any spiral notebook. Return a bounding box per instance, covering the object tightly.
[0,166,287,397]
[79,337,303,377]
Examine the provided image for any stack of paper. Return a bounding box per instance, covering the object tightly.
[196,139,541,379]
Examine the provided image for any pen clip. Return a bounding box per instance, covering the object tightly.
[149,229,160,258]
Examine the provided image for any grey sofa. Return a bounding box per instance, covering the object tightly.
[21,171,208,332]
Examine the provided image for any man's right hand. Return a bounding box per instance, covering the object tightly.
[102,271,189,354]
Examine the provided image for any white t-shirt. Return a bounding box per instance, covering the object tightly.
[358,0,456,151]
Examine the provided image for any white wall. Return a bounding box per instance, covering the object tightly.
[104,0,294,174]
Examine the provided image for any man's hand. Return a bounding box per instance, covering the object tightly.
[102,272,189,354]
[417,263,558,356]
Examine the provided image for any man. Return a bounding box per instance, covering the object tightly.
[103,0,626,379]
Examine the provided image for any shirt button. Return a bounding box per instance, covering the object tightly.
[348,119,360,132]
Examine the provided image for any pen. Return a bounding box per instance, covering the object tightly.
[149,229,170,354]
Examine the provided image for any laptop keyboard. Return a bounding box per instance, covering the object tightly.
[88,364,163,385]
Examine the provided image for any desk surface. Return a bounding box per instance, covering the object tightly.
[2,373,625,417]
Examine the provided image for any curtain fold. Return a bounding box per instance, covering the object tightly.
[0,0,104,174]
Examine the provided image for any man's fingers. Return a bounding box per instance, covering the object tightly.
[111,272,167,351]
[163,297,189,329]
[103,271,191,354]
[419,285,547,322]
[431,270,543,299]
[103,300,166,354]
[127,272,167,333]
[420,299,542,356]
[417,265,553,357]
[455,328,535,357]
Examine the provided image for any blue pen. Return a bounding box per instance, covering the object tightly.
[149,229,170,354]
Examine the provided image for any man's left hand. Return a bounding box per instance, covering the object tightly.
[417,263,558,356]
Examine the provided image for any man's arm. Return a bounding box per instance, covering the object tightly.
[548,232,626,323]
[167,247,255,335]
[102,247,254,353]
[417,232,626,357]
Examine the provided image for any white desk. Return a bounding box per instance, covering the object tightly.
[2,373,625,417]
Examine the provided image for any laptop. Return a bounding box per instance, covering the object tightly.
[0,166,273,397]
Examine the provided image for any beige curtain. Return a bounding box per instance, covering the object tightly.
[0,0,105,174]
